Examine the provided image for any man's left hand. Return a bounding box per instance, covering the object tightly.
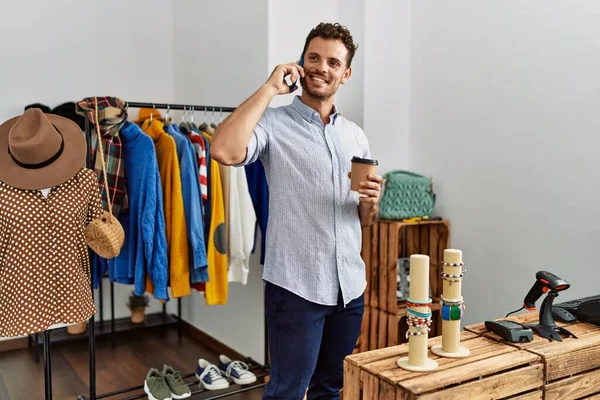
[358,173,383,209]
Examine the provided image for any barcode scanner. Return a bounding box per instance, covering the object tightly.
[522,271,576,341]
[289,53,305,92]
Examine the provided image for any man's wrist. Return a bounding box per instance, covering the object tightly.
[360,202,379,213]
[261,83,279,99]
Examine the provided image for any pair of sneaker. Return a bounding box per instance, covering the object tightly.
[144,365,191,400]
[196,355,257,390]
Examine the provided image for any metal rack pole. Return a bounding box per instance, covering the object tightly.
[85,115,97,400]
[125,102,236,113]
[178,298,183,338]
[98,276,103,326]
[110,282,115,349]
[44,331,53,400]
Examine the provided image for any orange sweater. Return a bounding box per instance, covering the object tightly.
[203,132,228,305]
[143,120,190,298]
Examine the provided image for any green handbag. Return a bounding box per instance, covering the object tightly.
[378,170,436,220]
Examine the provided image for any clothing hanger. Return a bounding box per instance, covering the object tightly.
[210,106,218,130]
[190,106,197,130]
[199,106,208,132]
[164,104,171,126]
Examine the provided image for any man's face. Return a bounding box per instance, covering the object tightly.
[300,37,352,101]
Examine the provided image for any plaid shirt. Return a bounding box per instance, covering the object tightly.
[76,97,129,217]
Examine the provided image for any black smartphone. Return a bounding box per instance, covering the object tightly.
[289,53,305,91]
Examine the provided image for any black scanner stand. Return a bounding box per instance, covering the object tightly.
[526,291,577,342]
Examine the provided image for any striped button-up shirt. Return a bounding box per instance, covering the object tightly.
[238,96,370,306]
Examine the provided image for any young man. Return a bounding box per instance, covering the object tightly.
[211,22,382,400]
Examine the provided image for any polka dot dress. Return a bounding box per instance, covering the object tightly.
[0,168,103,337]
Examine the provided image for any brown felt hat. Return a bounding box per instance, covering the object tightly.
[0,108,86,190]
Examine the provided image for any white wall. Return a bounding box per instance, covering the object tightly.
[172,0,269,365]
[0,0,175,331]
[364,0,411,173]
[0,0,174,123]
[409,0,600,325]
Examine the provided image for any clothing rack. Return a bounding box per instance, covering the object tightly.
[74,101,269,400]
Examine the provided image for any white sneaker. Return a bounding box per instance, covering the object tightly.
[196,359,230,391]
[218,355,257,385]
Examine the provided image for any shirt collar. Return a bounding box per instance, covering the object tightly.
[291,96,339,125]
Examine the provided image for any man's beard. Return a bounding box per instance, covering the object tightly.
[300,76,337,100]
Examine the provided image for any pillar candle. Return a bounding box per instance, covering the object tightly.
[410,254,429,301]
[442,249,462,353]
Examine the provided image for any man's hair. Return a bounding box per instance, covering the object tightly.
[302,22,358,68]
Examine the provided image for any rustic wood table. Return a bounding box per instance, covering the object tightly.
[344,312,600,400]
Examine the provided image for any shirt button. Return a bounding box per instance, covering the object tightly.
[337,229,341,233]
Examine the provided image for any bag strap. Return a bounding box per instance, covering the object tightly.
[383,170,429,180]
[94,97,115,222]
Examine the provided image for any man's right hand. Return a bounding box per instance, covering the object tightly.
[212,62,304,166]
[265,62,306,95]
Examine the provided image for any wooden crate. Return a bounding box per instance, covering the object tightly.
[465,312,600,400]
[359,220,450,352]
[372,220,450,313]
[344,330,543,400]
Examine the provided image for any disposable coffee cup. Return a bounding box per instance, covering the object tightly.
[350,156,378,192]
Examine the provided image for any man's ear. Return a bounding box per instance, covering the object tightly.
[341,66,352,84]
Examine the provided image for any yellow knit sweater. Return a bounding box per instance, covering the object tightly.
[203,132,228,305]
[143,120,190,298]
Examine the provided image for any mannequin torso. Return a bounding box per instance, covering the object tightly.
[39,187,89,332]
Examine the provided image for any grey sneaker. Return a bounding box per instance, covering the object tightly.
[144,368,172,400]
[162,365,191,399]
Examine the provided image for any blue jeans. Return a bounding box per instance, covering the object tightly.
[263,281,364,400]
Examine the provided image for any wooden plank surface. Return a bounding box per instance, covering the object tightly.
[378,309,388,349]
[362,370,379,400]
[416,364,543,400]
[360,307,370,353]
[362,226,371,308]
[387,224,399,313]
[379,222,389,312]
[343,360,360,400]
[544,335,600,380]
[370,338,511,382]
[544,368,600,400]
[406,225,420,258]
[388,312,398,347]
[378,380,396,400]
[369,306,379,351]
[370,222,379,309]
[378,337,520,385]
[580,394,600,400]
[397,350,540,395]
[345,330,477,368]
[506,390,543,400]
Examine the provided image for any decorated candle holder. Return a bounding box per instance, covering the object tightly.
[431,249,470,358]
[397,255,439,372]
